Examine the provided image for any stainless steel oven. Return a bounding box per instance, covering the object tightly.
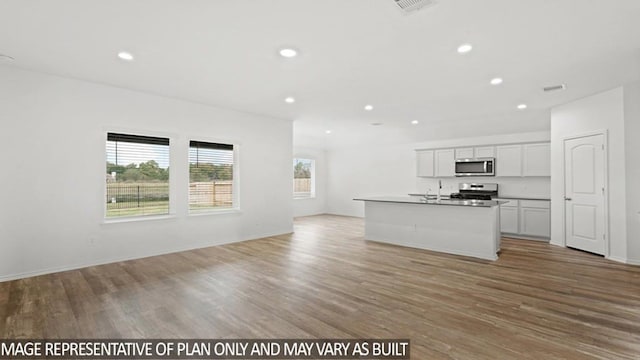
[455,158,495,176]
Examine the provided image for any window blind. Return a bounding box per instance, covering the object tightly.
[189,141,234,210]
[105,132,170,218]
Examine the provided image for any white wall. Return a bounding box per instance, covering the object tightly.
[326,131,551,218]
[0,67,293,281]
[624,82,640,263]
[293,146,327,217]
[550,87,627,261]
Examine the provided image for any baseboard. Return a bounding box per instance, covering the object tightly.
[0,228,292,283]
[607,255,628,264]
[606,256,640,266]
[626,258,640,266]
[501,233,550,242]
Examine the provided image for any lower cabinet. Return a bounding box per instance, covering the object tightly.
[498,199,550,240]
[519,200,551,237]
[500,202,519,234]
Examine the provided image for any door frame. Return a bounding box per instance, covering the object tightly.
[561,129,610,257]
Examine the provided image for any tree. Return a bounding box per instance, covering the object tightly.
[294,161,311,179]
[189,163,232,182]
[108,161,169,182]
[106,162,126,177]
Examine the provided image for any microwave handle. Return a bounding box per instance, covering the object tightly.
[484,161,487,173]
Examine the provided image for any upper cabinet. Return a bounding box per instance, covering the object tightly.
[455,146,495,159]
[435,149,455,177]
[522,143,551,176]
[496,145,523,176]
[475,146,495,158]
[455,148,474,159]
[416,142,549,178]
[416,150,435,177]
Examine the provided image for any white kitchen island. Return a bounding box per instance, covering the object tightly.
[354,197,504,261]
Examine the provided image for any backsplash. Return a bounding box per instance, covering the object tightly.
[416,177,551,199]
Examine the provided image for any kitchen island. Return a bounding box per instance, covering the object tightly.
[354,196,504,261]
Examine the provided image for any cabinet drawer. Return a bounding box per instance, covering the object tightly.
[520,200,550,209]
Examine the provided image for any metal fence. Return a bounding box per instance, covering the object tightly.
[105,182,235,217]
[106,183,170,215]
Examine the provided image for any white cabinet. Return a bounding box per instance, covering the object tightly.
[475,146,495,158]
[523,143,551,176]
[499,200,519,234]
[496,145,522,176]
[435,149,455,177]
[497,199,550,239]
[519,200,551,237]
[416,150,434,177]
[455,148,474,159]
[417,142,549,178]
[455,146,494,159]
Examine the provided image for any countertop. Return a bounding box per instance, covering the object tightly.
[409,194,551,201]
[494,196,551,201]
[354,196,505,207]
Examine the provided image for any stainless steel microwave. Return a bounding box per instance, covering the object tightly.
[455,158,495,176]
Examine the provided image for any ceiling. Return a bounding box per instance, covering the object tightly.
[1,0,639,148]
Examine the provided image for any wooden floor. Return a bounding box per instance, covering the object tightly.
[1,215,640,359]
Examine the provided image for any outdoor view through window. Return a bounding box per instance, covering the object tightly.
[293,158,314,198]
[106,133,170,218]
[189,141,234,211]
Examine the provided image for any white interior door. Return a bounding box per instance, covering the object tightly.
[564,134,606,255]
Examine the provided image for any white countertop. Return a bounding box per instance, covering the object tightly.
[354,196,505,207]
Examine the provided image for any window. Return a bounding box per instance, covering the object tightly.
[189,141,235,211]
[293,158,315,199]
[106,133,170,218]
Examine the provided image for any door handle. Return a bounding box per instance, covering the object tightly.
[564,197,572,201]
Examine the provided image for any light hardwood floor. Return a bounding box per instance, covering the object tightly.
[1,215,640,359]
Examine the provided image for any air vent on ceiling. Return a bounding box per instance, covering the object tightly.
[393,0,437,13]
[543,84,566,92]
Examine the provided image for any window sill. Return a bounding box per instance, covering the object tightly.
[102,214,177,225]
[294,196,317,200]
[189,208,242,217]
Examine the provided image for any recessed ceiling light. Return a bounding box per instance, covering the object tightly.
[279,48,298,58]
[364,105,374,111]
[457,43,473,54]
[284,97,295,104]
[371,122,383,126]
[490,78,503,85]
[517,104,528,110]
[117,51,134,61]
[325,130,332,134]
[0,54,15,63]
[411,120,419,125]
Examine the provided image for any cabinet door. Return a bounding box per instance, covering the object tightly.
[455,148,474,159]
[416,150,434,177]
[496,145,522,176]
[523,143,551,176]
[500,206,519,234]
[435,149,455,177]
[520,207,551,237]
[475,146,495,158]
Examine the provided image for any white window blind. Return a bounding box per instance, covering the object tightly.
[189,141,234,211]
[293,158,314,199]
[105,133,170,218]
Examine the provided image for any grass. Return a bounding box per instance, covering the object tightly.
[106,201,169,217]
